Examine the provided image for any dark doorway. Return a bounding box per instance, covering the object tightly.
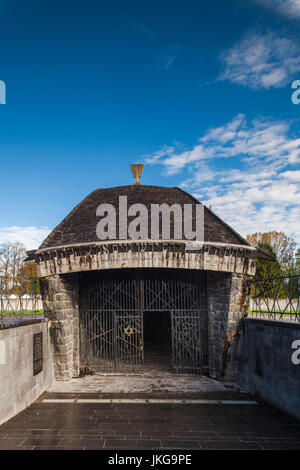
[143,311,172,372]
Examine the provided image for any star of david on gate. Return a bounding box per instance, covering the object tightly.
[124,325,134,337]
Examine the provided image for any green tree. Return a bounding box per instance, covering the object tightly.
[295,248,300,271]
[254,242,281,281]
[0,242,26,294]
[18,261,40,295]
[249,242,288,299]
[246,232,300,303]
[247,231,296,266]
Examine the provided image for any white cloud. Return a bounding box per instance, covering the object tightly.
[0,226,51,250]
[202,186,300,245]
[254,0,300,19]
[144,114,300,175]
[143,115,300,244]
[281,170,300,181]
[158,46,179,70]
[219,31,300,89]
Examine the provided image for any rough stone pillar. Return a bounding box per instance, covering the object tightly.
[40,273,79,381]
[206,272,231,379]
[223,274,252,381]
[206,272,251,380]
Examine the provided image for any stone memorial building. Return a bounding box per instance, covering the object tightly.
[30,172,258,382]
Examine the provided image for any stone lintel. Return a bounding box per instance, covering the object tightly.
[35,241,257,278]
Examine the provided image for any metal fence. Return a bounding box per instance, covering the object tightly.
[0,276,44,327]
[248,274,300,322]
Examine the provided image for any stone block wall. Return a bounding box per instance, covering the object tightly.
[224,274,252,380]
[40,274,79,380]
[206,271,231,379]
[207,272,251,380]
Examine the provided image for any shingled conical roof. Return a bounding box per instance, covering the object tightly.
[39,185,249,250]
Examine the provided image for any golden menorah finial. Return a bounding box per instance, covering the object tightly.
[130,164,144,185]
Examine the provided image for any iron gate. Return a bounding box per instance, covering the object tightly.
[171,310,207,374]
[79,277,143,372]
[79,269,208,374]
[115,312,143,372]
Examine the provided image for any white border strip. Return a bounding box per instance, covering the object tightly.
[42,398,257,405]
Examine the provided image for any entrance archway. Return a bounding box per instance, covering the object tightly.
[79,268,208,374]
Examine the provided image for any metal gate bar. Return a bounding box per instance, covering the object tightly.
[171,310,208,374]
[115,312,143,372]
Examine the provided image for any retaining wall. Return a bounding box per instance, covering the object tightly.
[237,318,300,421]
[0,321,54,425]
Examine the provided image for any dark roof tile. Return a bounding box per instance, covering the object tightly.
[40,185,249,249]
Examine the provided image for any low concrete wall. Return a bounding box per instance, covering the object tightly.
[237,318,300,421]
[0,321,54,425]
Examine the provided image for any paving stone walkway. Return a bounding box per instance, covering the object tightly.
[1,391,300,450]
[49,372,241,395]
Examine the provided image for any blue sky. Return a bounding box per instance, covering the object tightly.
[0,0,300,249]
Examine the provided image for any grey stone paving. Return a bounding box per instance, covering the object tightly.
[0,392,300,450]
[49,371,242,395]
